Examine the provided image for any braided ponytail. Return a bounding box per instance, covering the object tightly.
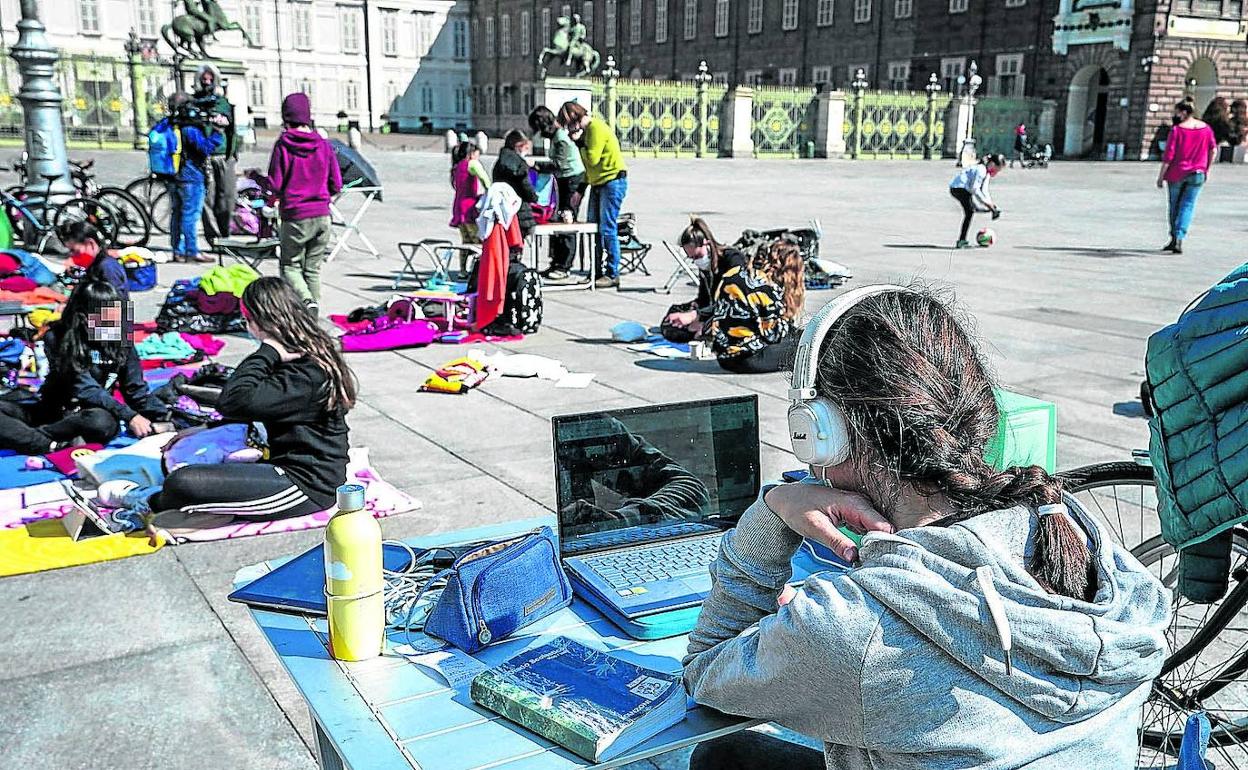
[813,287,1094,601]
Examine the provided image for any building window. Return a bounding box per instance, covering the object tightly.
[712,0,728,36]
[521,11,531,55]
[683,0,698,39]
[940,57,964,91]
[747,0,763,32]
[541,8,552,47]
[240,1,263,44]
[418,13,435,55]
[421,86,434,112]
[298,78,314,100]
[782,0,799,29]
[994,53,1024,96]
[454,86,468,114]
[78,0,101,33]
[655,0,669,41]
[381,10,398,56]
[523,86,535,114]
[584,1,595,37]
[384,80,399,110]
[135,0,158,37]
[344,81,360,112]
[454,18,468,58]
[630,0,643,42]
[778,67,798,85]
[949,0,968,13]
[605,0,616,47]
[743,69,763,85]
[816,0,833,24]
[249,78,265,107]
[293,4,312,49]
[500,14,511,57]
[888,60,910,89]
[562,3,572,18]
[847,64,869,86]
[853,0,871,21]
[341,7,361,53]
[1005,0,1025,7]
[484,85,494,114]
[485,16,495,58]
[894,0,912,16]
[812,65,832,85]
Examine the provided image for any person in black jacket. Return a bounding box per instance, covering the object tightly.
[660,218,749,342]
[145,277,354,523]
[492,129,538,239]
[0,280,166,454]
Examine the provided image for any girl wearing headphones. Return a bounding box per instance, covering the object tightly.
[659,218,748,342]
[684,286,1168,769]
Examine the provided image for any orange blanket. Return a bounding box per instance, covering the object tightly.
[473,216,522,331]
[0,286,65,306]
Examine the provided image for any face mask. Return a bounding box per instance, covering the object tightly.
[693,256,712,272]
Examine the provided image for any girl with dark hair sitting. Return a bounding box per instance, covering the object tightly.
[684,286,1168,769]
[60,221,129,300]
[660,218,748,341]
[141,277,354,530]
[0,280,165,454]
[704,239,804,374]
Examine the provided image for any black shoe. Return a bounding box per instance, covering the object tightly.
[1172,240,1183,255]
[1162,238,1177,252]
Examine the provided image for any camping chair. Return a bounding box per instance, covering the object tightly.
[214,235,281,271]
[616,213,652,276]
[658,240,701,295]
[327,179,383,262]
[394,239,481,289]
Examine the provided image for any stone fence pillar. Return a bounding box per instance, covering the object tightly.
[813,90,847,158]
[720,86,754,157]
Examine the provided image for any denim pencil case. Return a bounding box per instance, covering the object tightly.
[424,526,572,654]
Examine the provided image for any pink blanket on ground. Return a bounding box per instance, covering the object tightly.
[0,453,420,540]
[330,314,523,344]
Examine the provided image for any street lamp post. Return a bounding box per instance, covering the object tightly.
[694,60,711,158]
[850,67,868,160]
[924,72,942,160]
[958,60,982,167]
[11,0,71,200]
[124,31,150,151]
[602,54,619,129]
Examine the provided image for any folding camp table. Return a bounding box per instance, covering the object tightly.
[659,240,701,294]
[394,239,481,289]
[327,184,383,262]
[528,222,600,292]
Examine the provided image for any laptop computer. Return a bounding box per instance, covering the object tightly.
[555,395,824,622]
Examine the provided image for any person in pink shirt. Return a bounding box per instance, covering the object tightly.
[1157,100,1217,254]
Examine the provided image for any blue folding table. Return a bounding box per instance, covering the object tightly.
[238,516,763,770]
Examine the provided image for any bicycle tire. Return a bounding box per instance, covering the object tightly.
[1133,533,1248,759]
[52,196,119,249]
[1057,461,1157,551]
[147,187,171,234]
[124,175,165,206]
[94,187,152,248]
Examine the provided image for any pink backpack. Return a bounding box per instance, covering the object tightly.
[340,299,438,353]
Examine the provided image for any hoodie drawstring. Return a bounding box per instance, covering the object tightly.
[977,565,1013,676]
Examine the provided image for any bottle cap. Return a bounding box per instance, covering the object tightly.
[336,483,366,511]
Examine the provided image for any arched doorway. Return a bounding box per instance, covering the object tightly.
[1186,57,1218,114]
[1064,65,1110,157]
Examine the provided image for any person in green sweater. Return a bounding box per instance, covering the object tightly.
[557,101,628,289]
[192,63,237,246]
[529,106,587,281]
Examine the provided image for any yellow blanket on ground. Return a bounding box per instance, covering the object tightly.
[0,520,162,577]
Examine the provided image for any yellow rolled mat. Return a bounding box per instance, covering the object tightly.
[0,519,162,577]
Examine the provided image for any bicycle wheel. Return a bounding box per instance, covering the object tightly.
[52,196,118,249]
[147,186,171,234]
[94,187,151,248]
[1058,461,1158,550]
[1133,533,1248,768]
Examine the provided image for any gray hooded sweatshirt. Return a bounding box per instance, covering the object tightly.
[683,490,1170,769]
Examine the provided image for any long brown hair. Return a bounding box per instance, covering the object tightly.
[812,286,1093,600]
[755,240,804,321]
[678,217,726,273]
[241,277,357,412]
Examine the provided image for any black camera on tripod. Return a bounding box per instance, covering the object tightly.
[171,100,210,128]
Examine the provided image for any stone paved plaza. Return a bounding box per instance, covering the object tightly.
[3,145,1245,769]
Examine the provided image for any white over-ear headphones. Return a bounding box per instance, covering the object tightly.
[788,284,914,467]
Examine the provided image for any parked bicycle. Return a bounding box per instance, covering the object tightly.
[1059,455,1248,768]
[7,153,151,248]
[0,166,119,254]
[123,173,172,236]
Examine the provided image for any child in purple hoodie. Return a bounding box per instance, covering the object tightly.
[267,93,342,313]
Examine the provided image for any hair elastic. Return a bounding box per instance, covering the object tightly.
[1036,503,1068,518]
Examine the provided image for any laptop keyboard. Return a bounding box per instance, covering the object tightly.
[562,521,718,556]
[581,535,722,593]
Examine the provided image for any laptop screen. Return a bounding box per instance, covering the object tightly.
[552,395,760,547]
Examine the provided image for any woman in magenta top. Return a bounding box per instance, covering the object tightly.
[1157,100,1217,254]
[448,140,491,278]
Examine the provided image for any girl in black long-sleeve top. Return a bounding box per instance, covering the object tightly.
[146,277,354,521]
[0,280,165,455]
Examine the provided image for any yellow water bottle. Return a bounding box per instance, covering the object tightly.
[324,483,384,661]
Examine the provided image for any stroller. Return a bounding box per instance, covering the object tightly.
[1011,127,1053,169]
[231,170,280,239]
[734,219,852,290]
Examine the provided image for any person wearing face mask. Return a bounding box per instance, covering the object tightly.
[0,280,167,454]
[1157,101,1217,255]
[683,286,1169,770]
[948,153,1004,249]
[659,218,748,342]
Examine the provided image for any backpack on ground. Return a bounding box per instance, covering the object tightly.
[147,118,183,178]
[503,259,543,334]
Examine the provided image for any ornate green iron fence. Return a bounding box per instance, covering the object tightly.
[591,76,726,157]
[843,91,950,160]
[973,97,1048,157]
[750,86,817,158]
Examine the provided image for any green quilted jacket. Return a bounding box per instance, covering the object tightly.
[1147,262,1248,602]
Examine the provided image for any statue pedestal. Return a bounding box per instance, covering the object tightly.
[536,77,594,117]
[175,58,254,146]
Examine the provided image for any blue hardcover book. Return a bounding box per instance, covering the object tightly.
[469,637,687,762]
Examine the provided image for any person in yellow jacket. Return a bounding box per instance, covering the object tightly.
[557,101,628,289]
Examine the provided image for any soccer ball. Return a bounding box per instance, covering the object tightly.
[976,228,996,247]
